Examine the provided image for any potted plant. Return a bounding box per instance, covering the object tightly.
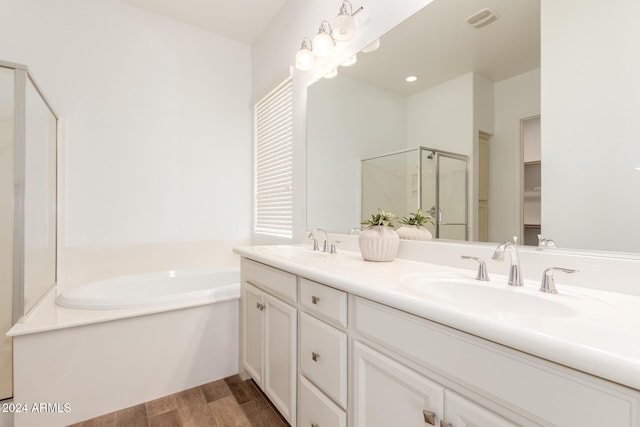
[397,208,434,241]
[359,209,400,262]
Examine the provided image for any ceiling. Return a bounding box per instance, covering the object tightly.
[339,0,540,96]
[122,0,288,43]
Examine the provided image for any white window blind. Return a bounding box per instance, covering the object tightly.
[254,77,293,238]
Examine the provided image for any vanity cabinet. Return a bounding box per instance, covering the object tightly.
[240,259,297,425]
[353,341,514,427]
[239,255,640,427]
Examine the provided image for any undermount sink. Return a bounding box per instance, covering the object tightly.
[399,273,577,318]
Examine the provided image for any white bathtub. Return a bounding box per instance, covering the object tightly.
[12,268,241,427]
[56,268,240,310]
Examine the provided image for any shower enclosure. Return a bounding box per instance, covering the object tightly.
[0,61,58,400]
[361,146,468,240]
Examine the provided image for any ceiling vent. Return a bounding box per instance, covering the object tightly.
[466,8,499,29]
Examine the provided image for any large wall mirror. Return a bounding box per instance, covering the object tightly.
[308,0,540,245]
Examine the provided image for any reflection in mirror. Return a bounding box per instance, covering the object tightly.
[361,147,468,240]
[307,0,540,245]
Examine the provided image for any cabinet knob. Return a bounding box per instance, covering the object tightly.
[440,421,453,427]
[423,409,436,426]
[311,295,320,304]
[312,352,320,362]
[256,302,264,311]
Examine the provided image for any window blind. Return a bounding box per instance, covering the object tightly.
[254,77,293,238]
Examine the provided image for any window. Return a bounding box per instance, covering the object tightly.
[254,77,293,239]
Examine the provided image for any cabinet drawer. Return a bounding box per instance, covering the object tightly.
[241,258,297,303]
[354,297,637,426]
[299,375,347,427]
[299,278,347,327]
[300,312,347,408]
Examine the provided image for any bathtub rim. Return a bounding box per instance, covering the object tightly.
[8,267,240,337]
[55,267,240,310]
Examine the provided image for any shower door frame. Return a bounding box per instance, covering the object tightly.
[3,60,59,325]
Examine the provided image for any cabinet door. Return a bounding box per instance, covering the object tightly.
[264,293,297,425]
[442,390,516,427]
[353,341,444,427]
[241,283,263,385]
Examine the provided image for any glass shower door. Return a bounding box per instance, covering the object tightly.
[0,66,15,400]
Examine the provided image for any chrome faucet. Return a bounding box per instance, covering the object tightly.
[308,228,328,252]
[492,236,523,286]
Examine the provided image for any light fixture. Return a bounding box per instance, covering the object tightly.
[332,0,356,42]
[341,55,357,67]
[313,21,335,57]
[362,38,380,53]
[405,75,418,83]
[295,38,315,71]
[324,68,338,79]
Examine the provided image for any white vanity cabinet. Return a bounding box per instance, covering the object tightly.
[353,341,514,427]
[240,259,297,425]
[238,254,640,427]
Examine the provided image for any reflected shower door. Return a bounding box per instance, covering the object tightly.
[437,154,468,240]
[421,149,468,240]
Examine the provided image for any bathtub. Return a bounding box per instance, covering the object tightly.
[11,268,241,427]
[55,268,240,310]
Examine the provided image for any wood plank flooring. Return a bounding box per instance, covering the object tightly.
[69,375,288,427]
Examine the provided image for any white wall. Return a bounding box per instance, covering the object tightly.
[406,73,474,156]
[0,0,252,279]
[491,68,540,243]
[307,75,406,232]
[541,0,640,252]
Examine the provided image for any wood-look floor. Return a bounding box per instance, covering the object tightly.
[69,375,288,427]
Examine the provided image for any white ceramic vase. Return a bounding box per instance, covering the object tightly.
[359,226,400,262]
[396,225,433,241]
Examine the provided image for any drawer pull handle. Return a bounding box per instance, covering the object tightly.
[440,421,453,427]
[256,302,264,311]
[311,424,319,427]
[312,352,320,362]
[311,296,320,304]
[423,410,436,425]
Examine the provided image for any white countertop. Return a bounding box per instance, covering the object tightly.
[234,244,640,392]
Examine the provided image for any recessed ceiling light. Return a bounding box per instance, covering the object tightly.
[405,75,418,83]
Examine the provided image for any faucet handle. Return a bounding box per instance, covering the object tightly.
[330,241,341,254]
[540,267,578,293]
[308,233,320,251]
[461,256,490,281]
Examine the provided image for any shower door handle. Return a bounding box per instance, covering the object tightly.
[428,206,443,223]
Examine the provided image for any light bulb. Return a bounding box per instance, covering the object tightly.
[341,55,357,67]
[295,39,315,71]
[332,0,356,42]
[313,21,334,57]
[362,39,380,53]
[313,32,334,57]
[324,68,338,79]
